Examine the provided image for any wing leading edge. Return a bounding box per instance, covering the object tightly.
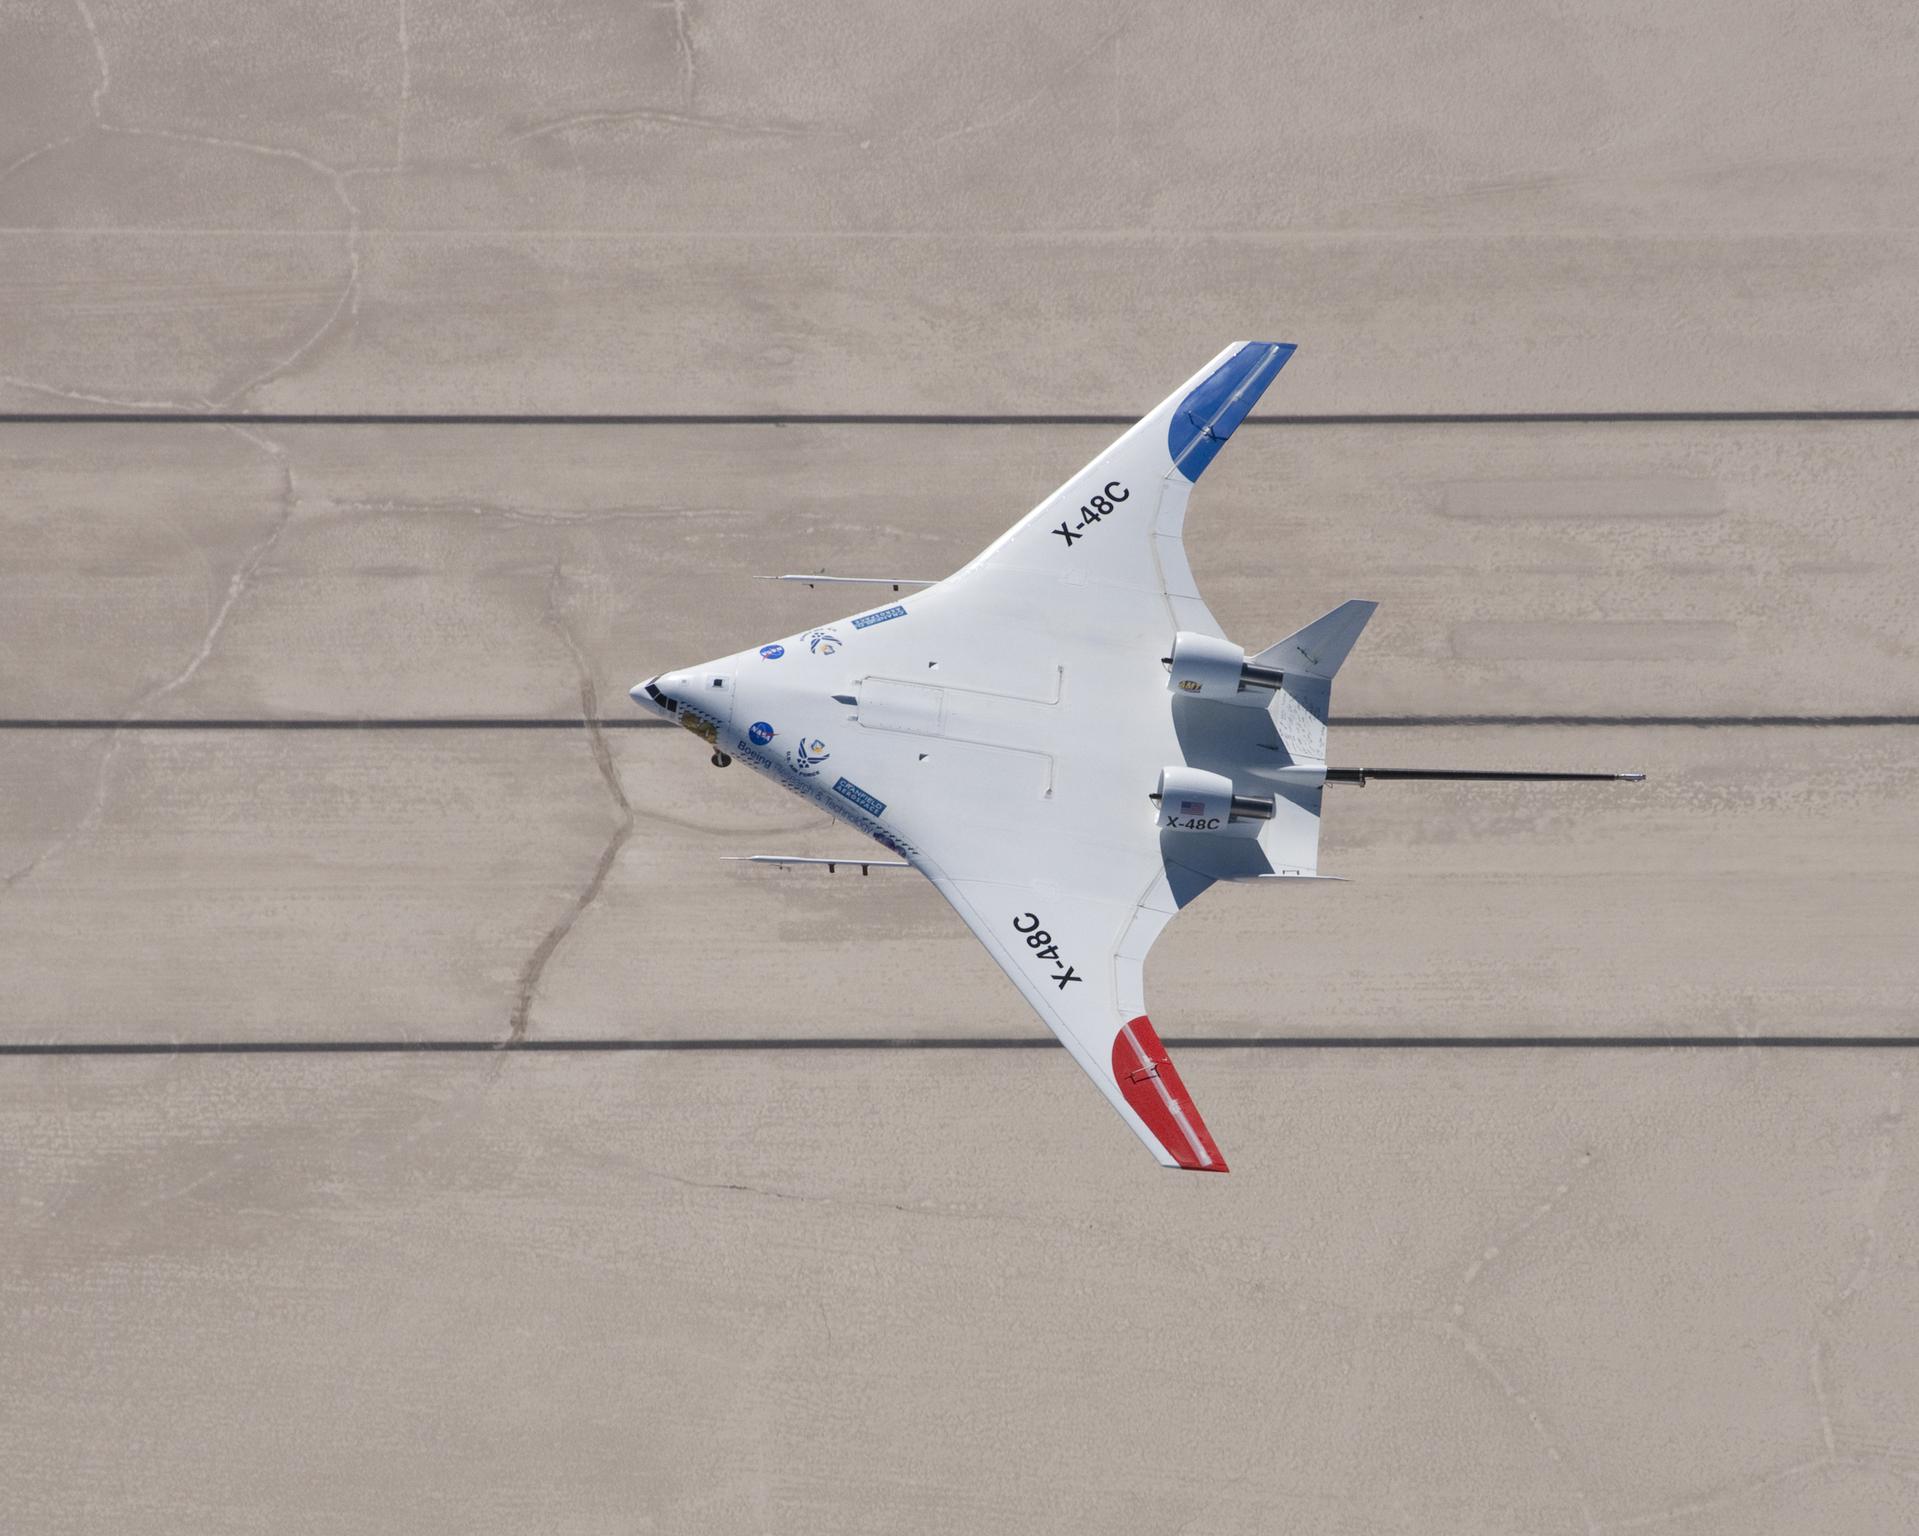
[941,341,1295,644]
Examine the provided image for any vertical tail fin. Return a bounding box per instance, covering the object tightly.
[1261,600,1376,767]
[1252,600,1377,679]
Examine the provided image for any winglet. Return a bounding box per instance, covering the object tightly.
[1168,342,1296,483]
[1113,1017,1228,1172]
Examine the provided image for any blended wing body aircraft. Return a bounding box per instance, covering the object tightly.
[632,343,1640,1171]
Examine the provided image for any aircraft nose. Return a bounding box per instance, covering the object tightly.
[631,666,733,726]
[630,675,679,717]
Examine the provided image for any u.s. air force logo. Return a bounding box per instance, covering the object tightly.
[788,737,830,777]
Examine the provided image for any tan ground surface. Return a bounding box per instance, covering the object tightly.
[3,3,1918,414]
[4,1052,1916,1536]
[4,3,1917,1532]
[4,724,1917,1045]
[3,421,1916,720]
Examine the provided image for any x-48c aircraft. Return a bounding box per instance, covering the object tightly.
[633,342,1641,1172]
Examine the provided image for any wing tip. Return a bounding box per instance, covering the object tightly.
[1167,343,1298,483]
[1114,1016,1229,1172]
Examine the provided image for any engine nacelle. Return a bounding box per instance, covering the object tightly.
[1152,767,1276,832]
[1153,766,1232,830]
[1166,632,1244,700]
[1165,630,1284,706]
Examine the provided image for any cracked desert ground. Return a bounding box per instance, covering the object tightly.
[4,4,1917,1532]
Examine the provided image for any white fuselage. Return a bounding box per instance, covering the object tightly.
[633,621,924,859]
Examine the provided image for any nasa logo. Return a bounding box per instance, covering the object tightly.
[747,721,775,746]
[759,643,785,660]
[808,629,842,656]
[1178,679,1203,693]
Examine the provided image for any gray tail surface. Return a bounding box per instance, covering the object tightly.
[1260,601,1377,762]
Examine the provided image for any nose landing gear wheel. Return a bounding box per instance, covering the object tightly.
[711,750,732,767]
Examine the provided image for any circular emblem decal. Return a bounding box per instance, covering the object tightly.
[759,643,785,660]
[747,721,775,746]
[807,629,842,656]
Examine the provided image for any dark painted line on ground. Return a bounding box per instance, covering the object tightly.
[1338,715,1919,728]
[3,412,1918,427]
[4,1036,1914,1057]
[0,718,674,730]
[4,716,1915,732]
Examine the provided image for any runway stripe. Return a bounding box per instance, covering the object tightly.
[0,718,678,730]
[3,716,1914,731]
[2,411,1917,427]
[2,1036,1915,1056]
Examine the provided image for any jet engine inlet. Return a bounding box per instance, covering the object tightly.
[1151,766,1273,829]
[1164,630,1284,704]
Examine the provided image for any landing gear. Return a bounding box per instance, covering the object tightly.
[711,750,732,767]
